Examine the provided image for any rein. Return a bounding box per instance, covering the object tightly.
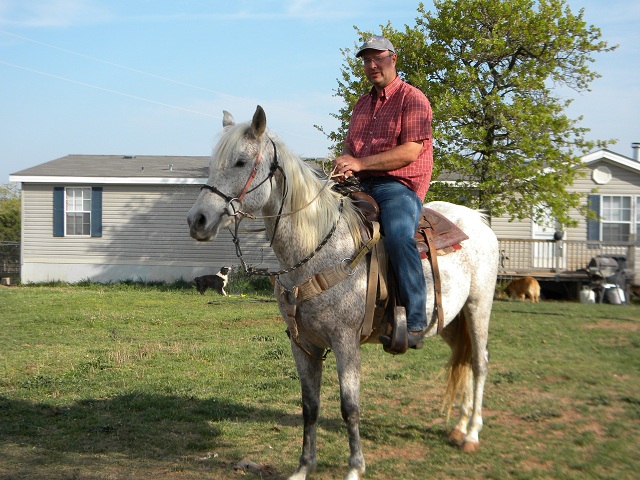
[236,201,344,277]
[200,135,380,361]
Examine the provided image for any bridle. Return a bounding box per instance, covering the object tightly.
[199,136,343,278]
[200,137,283,219]
[200,136,291,273]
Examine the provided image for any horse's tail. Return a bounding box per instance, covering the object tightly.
[443,310,472,420]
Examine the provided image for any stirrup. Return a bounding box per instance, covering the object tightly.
[380,306,408,355]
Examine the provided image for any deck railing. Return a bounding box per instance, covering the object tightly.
[497,238,636,276]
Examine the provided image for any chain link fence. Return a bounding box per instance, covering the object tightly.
[0,242,20,285]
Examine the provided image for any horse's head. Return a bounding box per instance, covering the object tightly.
[187,105,277,241]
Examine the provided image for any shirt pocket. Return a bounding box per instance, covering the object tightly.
[371,105,402,153]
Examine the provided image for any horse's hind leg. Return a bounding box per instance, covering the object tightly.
[442,308,489,452]
[288,346,324,480]
[441,316,472,444]
[462,304,490,452]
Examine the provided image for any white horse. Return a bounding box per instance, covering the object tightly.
[187,106,499,480]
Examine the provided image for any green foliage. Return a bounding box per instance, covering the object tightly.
[0,183,20,242]
[228,269,275,295]
[22,276,275,295]
[329,0,616,226]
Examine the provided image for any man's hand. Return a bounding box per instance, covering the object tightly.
[333,141,423,181]
[332,154,360,180]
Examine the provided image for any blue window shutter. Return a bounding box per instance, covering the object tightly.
[53,187,64,237]
[91,187,103,237]
[587,194,600,241]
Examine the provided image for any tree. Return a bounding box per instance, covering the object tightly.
[329,0,616,226]
[0,183,21,242]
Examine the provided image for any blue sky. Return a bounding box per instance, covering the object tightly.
[1,0,639,183]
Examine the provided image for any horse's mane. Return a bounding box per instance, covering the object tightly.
[269,134,364,252]
[214,123,363,253]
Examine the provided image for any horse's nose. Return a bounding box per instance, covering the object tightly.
[188,212,205,229]
[187,211,208,240]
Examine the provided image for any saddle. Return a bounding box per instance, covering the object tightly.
[350,192,468,254]
[275,192,469,359]
[350,192,469,354]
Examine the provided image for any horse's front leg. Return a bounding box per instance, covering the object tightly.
[334,338,365,480]
[288,343,324,480]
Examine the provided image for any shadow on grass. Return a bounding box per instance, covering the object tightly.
[0,392,457,478]
[0,393,304,478]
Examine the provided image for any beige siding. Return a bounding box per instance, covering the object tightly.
[21,183,278,282]
[20,156,640,284]
[492,162,640,242]
[490,216,531,239]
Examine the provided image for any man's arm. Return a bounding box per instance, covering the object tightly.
[335,140,423,177]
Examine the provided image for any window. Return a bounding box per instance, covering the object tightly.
[637,197,640,241]
[65,188,91,235]
[53,186,102,238]
[601,196,631,242]
[587,194,636,243]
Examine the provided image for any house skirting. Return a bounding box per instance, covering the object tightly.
[20,262,225,284]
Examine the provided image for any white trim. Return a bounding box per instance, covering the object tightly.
[10,149,634,186]
[9,175,208,185]
[582,149,640,173]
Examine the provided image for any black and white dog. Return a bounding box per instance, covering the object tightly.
[194,266,231,296]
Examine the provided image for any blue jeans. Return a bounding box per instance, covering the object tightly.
[361,177,427,332]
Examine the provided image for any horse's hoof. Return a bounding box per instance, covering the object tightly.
[448,428,466,446]
[288,466,311,480]
[462,440,480,453]
[344,467,364,480]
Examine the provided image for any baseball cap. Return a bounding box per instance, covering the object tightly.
[355,35,396,58]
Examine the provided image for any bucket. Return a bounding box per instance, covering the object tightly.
[579,288,595,304]
[605,286,625,305]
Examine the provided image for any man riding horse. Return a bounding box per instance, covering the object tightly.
[334,35,434,349]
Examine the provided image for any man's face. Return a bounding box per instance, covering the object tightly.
[360,49,397,90]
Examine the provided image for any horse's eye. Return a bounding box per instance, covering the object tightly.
[234,159,247,168]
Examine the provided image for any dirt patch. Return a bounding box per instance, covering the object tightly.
[582,318,640,332]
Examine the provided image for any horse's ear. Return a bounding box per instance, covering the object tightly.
[250,105,267,139]
[222,110,235,127]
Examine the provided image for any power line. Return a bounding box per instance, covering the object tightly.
[0,29,246,101]
[0,29,330,145]
[0,60,219,118]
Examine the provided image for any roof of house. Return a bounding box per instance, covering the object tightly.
[582,148,640,173]
[9,153,333,185]
[11,148,640,186]
[10,154,211,184]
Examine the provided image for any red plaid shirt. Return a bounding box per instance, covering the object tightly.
[346,75,433,200]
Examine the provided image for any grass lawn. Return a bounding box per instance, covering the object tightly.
[1,283,639,479]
